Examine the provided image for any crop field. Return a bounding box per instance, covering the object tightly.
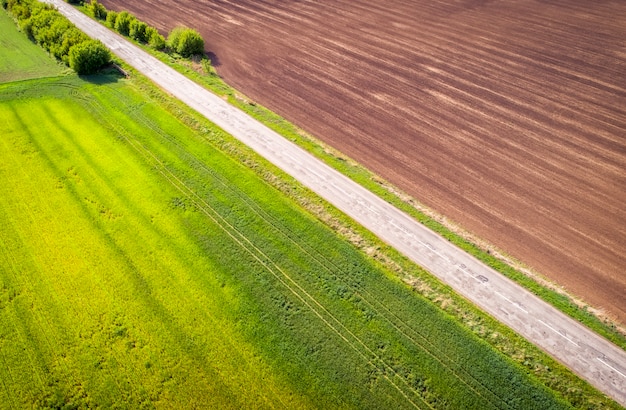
[0,16,607,408]
[99,0,626,325]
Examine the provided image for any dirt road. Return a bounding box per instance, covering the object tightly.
[47,0,626,405]
[98,0,626,325]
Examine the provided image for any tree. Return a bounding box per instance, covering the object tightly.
[52,26,87,63]
[68,39,111,74]
[129,19,148,43]
[105,10,117,28]
[146,26,165,50]
[87,0,107,20]
[114,11,134,36]
[167,26,204,58]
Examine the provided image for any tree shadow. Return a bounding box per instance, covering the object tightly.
[79,64,126,84]
[206,51,221,67]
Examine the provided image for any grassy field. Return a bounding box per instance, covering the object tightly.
[0,10,621,409]
[0,11,67,82]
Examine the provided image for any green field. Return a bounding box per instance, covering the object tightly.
[0,11,620,410]
[0,11,67,82]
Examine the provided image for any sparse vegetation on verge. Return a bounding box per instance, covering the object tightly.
[1,4,623,409]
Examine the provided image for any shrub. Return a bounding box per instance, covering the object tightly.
[114,11,134,36]
[87,0,107,20]
[129,19,147,43]
[146,26,165,50]
[55,27,88,63]
[105,10,117,28]
[10,3,30,20]
[68,39,111,74]
[167,26,204,58]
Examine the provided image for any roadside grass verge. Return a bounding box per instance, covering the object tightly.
[0,9,68,82]
[104,16,626,351]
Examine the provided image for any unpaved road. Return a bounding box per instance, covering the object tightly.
[47,0,626,405]
[100,0,626,325]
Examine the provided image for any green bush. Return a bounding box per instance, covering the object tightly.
[52,26,87,63]
[68,39,111,74]
[105,10,117,28]
[146,26,165,50]
[10,3,29,19]
[87,0,106,20]
[114,10,134,36]
[129,19,147,43]
[167,26,204,58]
[4,0,111,74]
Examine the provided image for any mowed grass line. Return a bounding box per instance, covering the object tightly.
[0,10,67,83]
[0,75,583,409]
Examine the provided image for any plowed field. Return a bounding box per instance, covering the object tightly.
[100,0,626,324]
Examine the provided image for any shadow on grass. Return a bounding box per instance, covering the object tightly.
[79,64,127,84]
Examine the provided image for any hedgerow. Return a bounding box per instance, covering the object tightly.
[5,0,110,73]
[86,0,201,56]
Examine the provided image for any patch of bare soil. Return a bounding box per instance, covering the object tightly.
[101,0,626,324]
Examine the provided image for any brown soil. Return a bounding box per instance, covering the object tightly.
[101,0,626,325]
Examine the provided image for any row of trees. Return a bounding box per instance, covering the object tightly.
[87,0,205,58]
[3,0,110,74]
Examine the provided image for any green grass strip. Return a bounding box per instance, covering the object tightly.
[0,74,586,409]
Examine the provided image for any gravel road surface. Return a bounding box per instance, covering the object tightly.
[47,0,626,405]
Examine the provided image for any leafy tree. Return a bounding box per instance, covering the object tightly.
[114,11,134,36]
[87,0,107,20]
[9,3,29,19]
[129,19,148,43]
[167,26,204,58]
[145,26,165,50]
[105,10,117,28]
[68,39,111,74]
[54,27,88,63]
